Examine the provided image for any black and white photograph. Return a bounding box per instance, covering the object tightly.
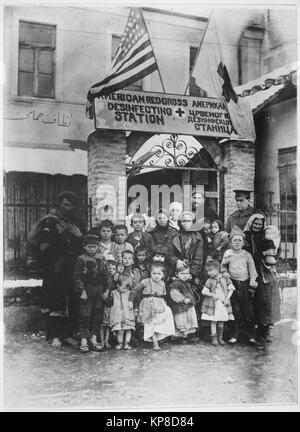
[1,0,299,412]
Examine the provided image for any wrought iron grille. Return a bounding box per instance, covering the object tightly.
[148,134,201,168]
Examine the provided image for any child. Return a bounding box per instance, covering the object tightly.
[122,250,141,288]
[200,218,213,264]
[102,259,118,348]
[134,245,150,280]
[151,244,167,263]
[261,225,281,267]
[114,224,134,263]
[74,234,109,353]
[168,266,198,343]
[209,219,230,261]
[129,263,175,351]
[94,220,118,263]
[151,244,171,281]
[221,226,259,345]
[201,259,235,346]
[127,213,155,253]
[109,275,136,350]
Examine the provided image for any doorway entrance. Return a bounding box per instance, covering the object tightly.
[126,133,224,221]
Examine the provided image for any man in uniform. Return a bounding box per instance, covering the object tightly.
[225,189,262,233]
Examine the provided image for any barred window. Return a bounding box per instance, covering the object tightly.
[18,21,56,98]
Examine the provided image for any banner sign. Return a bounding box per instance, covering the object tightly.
[94,90,234,137]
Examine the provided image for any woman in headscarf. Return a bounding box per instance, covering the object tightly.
[169,210,204,280]
[169,202,183,231]
[149,208,177,248]
[244,214,281,343]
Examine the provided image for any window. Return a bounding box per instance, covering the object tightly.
[238,25,265,84]
[18,21,56,98]
[112,35,142,91]
[189,46,207,96]
[278,147,296,211]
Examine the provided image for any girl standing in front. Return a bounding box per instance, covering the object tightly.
[129,263,175,350]
[109,274,136,350]
[201,259,235,346]
[168,266,198,343]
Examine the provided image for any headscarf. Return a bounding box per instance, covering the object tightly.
[169,202,183,217]
[243,213,265,232]
[169,202,183,230]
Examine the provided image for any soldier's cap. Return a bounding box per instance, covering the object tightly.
[233,189,252,199]
[83,234,100,245]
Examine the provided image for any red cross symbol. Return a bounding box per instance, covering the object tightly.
[174,107,186,118]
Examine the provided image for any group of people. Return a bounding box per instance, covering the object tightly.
[25,189,281,353]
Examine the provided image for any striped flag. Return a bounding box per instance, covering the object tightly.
[86,8,158,119]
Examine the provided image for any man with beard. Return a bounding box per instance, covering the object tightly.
[26,191,85,348]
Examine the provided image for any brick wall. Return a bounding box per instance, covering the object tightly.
[222,140,255,221]
[87,130,256,226]
[87,129,127,225]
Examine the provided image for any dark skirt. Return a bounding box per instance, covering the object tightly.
[254,273,281,326]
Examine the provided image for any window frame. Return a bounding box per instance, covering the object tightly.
[10,11,64,101]
[18,20,56,99]
[238,25,265,85]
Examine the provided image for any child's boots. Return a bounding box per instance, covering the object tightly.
[217,326,225,345]
[211,334,218,346]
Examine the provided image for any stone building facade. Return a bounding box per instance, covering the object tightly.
[3,5,297,230]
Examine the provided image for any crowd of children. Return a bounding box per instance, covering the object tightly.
[44,209,281,353]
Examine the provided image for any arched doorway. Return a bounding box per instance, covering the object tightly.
[126,133,225,221]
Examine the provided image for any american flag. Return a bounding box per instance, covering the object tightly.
[86,8,158,119]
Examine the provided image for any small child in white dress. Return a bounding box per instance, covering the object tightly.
[128,263,175,351]
[201,259,235,346]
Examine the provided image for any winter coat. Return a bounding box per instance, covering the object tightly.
[168,279,196,314]
[169,227,204,278]
[127,231,155,253]
[201,275,234,316]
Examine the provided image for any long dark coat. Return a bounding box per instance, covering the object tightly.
[244,230,281,325]
[169,227,204,278]
[25,210,85,315]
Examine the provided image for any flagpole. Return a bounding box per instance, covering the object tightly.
[184,9,213,96]
[140,8,166,93]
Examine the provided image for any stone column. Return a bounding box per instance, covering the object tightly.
[222,140,256,221]
[87,129,127,226]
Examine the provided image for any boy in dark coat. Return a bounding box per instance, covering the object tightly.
[74,234,110,353]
